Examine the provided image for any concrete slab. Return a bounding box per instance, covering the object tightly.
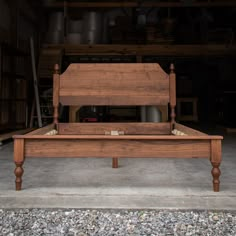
[0,134,236,209]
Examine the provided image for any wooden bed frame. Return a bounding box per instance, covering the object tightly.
[13,63,223,191]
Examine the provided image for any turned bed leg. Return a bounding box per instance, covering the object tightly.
[14,139,25,191]
[15,162,24,191]
[112,158,118,168]
[210,140,222,192]
[211,162,221,192]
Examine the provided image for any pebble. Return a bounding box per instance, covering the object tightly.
[0,209,235,236]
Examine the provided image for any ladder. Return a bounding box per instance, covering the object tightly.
[30,47,63,127]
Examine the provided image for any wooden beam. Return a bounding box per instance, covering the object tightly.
[44,1,236,8]
[43,44,236,57]
[0,128,35,145]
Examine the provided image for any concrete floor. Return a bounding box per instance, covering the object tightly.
[0,133,236,210]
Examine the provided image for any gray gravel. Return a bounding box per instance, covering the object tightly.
[0,209,235,236]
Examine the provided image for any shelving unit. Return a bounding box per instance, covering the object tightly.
[0,43,29,132]
[41,1,235,124]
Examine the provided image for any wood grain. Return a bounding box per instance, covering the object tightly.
[58,122,171,135]
[43,44,236,57]
[175,123,208,136]
[14,139,24,191]
[14,134,223,140]
[25,139,211,158]
[24,124,55,135]
[45,1,236,8]
[210,140,222,192]
[60,95,169,106]
[59,63,169,106]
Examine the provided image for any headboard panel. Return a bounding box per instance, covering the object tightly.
[58,63,170,106]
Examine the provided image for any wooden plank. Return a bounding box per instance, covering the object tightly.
[58,122,171,135]
[22,124,54,135]
[0,128,35,144]
[60,84,169,95]
[61,63,168,73]
[60,95,169,106]
[60,74,169,90]
[14,134,223,140]
[69,106,81,123]
[175,123,208,136]
[226,128,236,133]
[43,44,236,56]
[25,139,211,158]
[59,63,169,106]
[157,105,168,122]
[44,1,236,8]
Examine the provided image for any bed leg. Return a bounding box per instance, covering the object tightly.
[15,161,24,191]
[210,140,222,192]
[211,162,221,192]
[112,158,118,168]
[14,139,24,191]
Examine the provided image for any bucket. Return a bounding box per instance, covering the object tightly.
[146,106,162,122]
[68,20,82,33]
[82,11,103,44]
[66,33,81,44]
[45,30,64,44]
[48,12,64,31]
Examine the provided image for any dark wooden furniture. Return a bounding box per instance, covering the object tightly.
[13,63,223,191]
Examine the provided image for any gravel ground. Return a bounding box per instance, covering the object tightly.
[0,209,235,236]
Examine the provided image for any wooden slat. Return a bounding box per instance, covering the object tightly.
[175,123,208,136]
[0,128,35,143]
[44,1,236,8]
[61,63,168,73]
[60,87,169,96]
[23,124,55,135]
[60,95,169,106]
[60,74,169,90]
[14,134,223,140]
[43,44,236,57]
[58,122,171,135]
[25,139,211,158]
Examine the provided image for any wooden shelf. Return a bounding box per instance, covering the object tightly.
[2,72,26,79]
[1,43,28,56]
[44,1,236,8]
[43,44,236,57]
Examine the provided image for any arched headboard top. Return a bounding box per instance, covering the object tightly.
[60,63,168,74]
[58,63,172,106]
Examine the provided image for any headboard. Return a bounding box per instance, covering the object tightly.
[53,63,176,125]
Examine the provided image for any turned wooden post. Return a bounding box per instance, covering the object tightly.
[211,140,222,192]
[53,64,60,127]
[14,139,24,191]
[112,157,119,168]
[169,63,176,130]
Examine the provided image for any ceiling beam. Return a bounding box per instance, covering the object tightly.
[43,44,236,56]
[44,1,236,8]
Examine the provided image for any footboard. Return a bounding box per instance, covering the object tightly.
[14,123,222,191]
